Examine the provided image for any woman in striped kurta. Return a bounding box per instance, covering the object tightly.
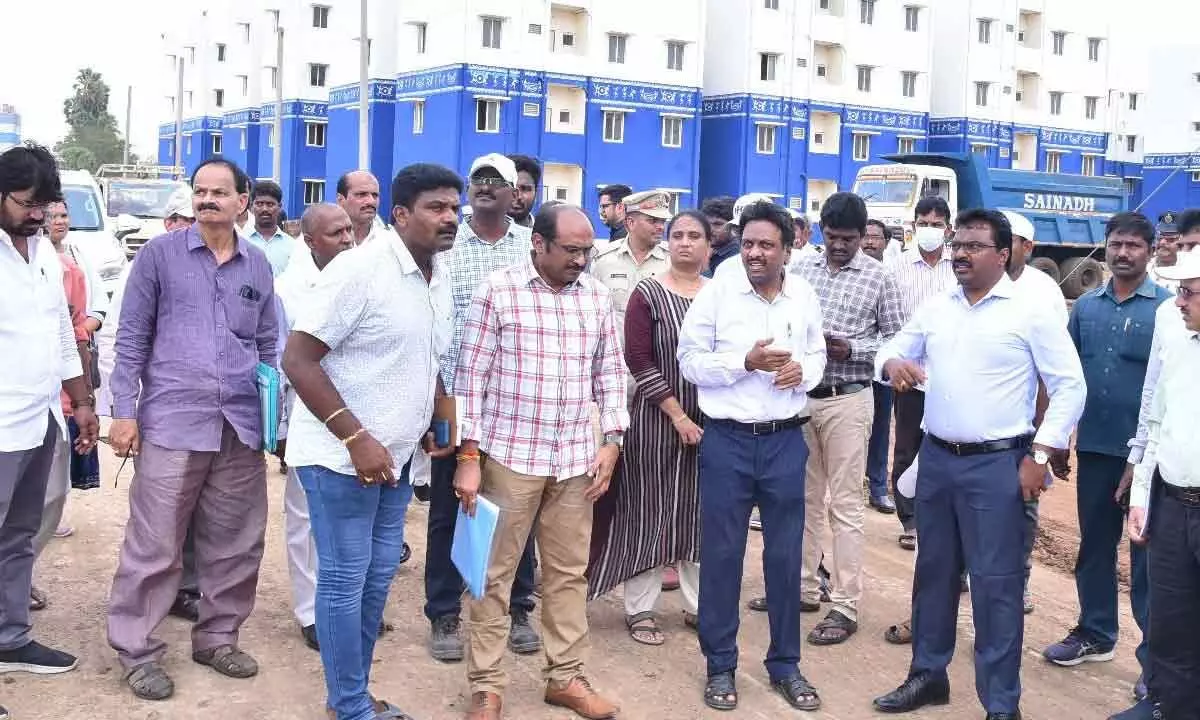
[588,211,712,645]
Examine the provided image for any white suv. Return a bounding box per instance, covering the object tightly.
[59,170,128,298]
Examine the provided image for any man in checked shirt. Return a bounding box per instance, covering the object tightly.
[793,191,904,646]
[454,204,629,720]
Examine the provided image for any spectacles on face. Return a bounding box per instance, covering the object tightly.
[949,241,998,255]
[4,193,52,210]
[471,176,510,188]
[1178,285,1200,301]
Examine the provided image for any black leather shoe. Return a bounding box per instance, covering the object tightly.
[301,624,319,651]
[986,713,1022,720]
[168,591,200,622]
[873,673,950,713]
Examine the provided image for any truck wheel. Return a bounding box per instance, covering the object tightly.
[1029,257,1061,283]
[1059,257,1104,299]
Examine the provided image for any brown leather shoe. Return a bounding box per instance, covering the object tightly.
[465,691,502,719]
[544,677,618,719]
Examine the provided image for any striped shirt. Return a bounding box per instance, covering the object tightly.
[456,259,629,480]
[440,219,533,393]
[885,248,956,323]
[795,250,904,385]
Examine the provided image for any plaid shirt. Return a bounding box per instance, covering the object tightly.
[456,259,629,480]
[795,250,904,385]
[440,219,533,393]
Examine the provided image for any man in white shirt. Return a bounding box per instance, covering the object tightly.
[872,208,1085,719]
[0,143,99,676]
[1126,249,1200,720]
[334,170,382,247]
[282,164,457,720]
[273,203,356,653]
[678,200,827,713]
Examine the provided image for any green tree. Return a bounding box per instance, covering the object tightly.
[54,68,135,171]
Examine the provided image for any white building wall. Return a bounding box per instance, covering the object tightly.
[1143,45,1200,155]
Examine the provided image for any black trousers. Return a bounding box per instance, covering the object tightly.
[1148,487,1200,720]
[890,389,925,531]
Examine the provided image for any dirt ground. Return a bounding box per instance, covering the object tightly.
[7,446,1144,720]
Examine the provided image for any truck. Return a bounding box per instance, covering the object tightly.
[95,164,188,258]
[852,152,1125,299]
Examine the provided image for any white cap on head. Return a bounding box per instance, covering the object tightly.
[468,153,518,186]
[732,193,775,224]
[786,207,804,221]
[1001,210,1034,243]
[1156,249,1200,281]
[164,186,195,219]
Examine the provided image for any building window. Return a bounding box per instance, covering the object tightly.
[666,41,685,71]
[413,101,425,134]
[813,132,825,146]
[415,23,427,54]
[481,16,502,49]
[975,81,989,107]
[898,137,916,154]
[1049,91,1063,115]
[303,180,325,205]
[185,135,191,154]
[560,32,576,48]
[238,75,248,95]
[603,111,625,143]
[216,43,226,62]
[1052,31,1066,55]
[186,90,193,108]
[971,143,989,156]
[852,133,871,161]
[522,102,540,117]
[1129,93,1138,110]
[213,89,224,108]
[764,0,779,8]
[309,63,329,87]
[1046,151,1062,173]
[212,134,223,155]
[266,125,274,148]
[857,65,873,92]
[1081,155,1098,176]
[239,129,247,151]
[1192,121,1200,133]
[187,46,195,64]
[1085,96,1099,120]
[901,71,917,98]
[312,5,330,28]
[1088,37,1101,62]
[239,23,250,43]
[904,6,920,32]
[528,23,542,34]
[305,121,327,147]
[476,99,500,133]
[792,126,806,140]
[860,0,875,25]
[760,53,779,81]
[662,116,683,148]
[558,110,571,124]
[1126,135,1137,152]
[268,67,278,90]
[978,19,992,44]
[756,124,777,154]
[608,34,627,63]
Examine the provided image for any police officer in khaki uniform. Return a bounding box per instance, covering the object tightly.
[592,189,672,327]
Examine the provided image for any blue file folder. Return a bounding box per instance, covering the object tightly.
[256,362,280,453]
[452,496,499,599]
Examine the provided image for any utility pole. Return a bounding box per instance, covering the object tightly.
[273,9,284,184]
[174,57,184,171]
[123,85,133,165]
[357,0,369,171]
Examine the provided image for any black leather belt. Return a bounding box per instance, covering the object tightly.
[1162,482,1200,508]
[709,416,809,436]
[807,382,869,399]
[928,433,1033,457]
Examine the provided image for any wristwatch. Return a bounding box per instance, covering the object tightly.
[603,432,624,449]
[1030,449,1050,466]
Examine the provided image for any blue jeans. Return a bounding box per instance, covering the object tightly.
[866,382,893,500]
[298,463,413,720]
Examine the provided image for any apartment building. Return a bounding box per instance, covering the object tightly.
[700,0,934,215]
[1140,44,1200,219]
[0,104,20,152]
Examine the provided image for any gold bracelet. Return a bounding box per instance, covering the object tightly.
[456,452,480,464]
[341,428,366,446]
[324,407,349,425]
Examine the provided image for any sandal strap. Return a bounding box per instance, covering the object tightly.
[625,611,657,629]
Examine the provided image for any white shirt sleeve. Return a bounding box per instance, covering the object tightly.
[291,253,370,352]
[874,298,931,380]
[1027,309,1087,449]
[1128,316,1165,465]
[1130,370,1167,509]
[795,280,828,394]
[677,281,754,388]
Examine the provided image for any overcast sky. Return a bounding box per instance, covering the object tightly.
[0,0,1186,161]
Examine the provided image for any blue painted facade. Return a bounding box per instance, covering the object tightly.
[698,95,929,209]
[325,80,397,218]
[0,109,19,151]
[158,116,221,177]
[258,100,328,219]
[1141,153,1200,221]
[219,108,262,181]
[389,64,701,231]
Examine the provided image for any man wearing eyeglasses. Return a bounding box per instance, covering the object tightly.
[873,208,1085,720]
[596,184,631,248]
[0,143,99,678]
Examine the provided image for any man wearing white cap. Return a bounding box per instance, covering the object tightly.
[1125,245,1200,720]
[1003,211,1068,325]
[423,153,542,664]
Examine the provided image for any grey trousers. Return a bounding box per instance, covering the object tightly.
[33,433,71,561]
[106,422,268,669]
[0,414,58,650]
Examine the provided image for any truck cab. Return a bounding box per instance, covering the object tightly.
[96,164,187,258]
[853,152,1125,298]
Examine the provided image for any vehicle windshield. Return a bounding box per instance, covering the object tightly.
[853,176,917,204]
[106,180,186,219]
[62,185,104,231]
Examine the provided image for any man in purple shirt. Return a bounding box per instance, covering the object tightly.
[106,158,278,702]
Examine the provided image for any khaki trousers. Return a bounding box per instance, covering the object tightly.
[800,388,874,621]
[466,457,593,695]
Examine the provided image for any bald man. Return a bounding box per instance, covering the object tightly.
[275,203,357,650]
[336,171,383,246]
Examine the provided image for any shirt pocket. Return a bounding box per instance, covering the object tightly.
[227,293,263,341]
[1117,318,1153,363]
